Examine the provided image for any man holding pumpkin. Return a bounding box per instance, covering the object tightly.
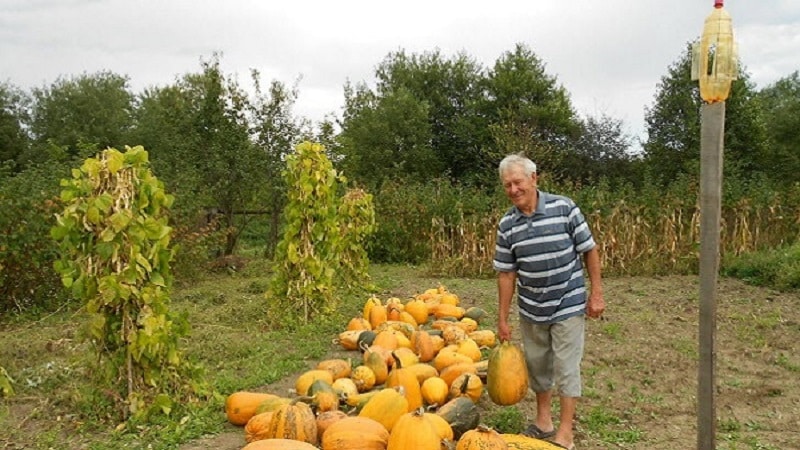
[493,153,605,450]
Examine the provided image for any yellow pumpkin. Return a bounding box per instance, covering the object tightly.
[456,338,482,362]
[295,369,334,396]
[406,363,439,384]
[358,387,409,432]
[449,373,483,403]
[362,296,382,321]
[387,409,442,450]
[421,376,449,406]
[386,356,423,411]
[350,365,377,392]
[404,298,430,325]
[468,329,497,348]
[487,341,528,406]
[456,425,508,450]
[331,377,358,398]
[500,433,565,450]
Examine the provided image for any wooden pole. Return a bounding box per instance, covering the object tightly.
[698,101,725,450]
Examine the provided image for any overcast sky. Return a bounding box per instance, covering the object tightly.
[2,0,799,148]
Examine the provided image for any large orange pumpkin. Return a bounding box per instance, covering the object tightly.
[265,400,318,446]
[387,409,442,450]
[487,341,528,406]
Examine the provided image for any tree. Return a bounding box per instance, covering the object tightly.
[566,113,637,185]
[642,43,768,183]
[26,71,134,165]
[339,49,486,185]
[482,44,582,183]
[0,82,30,173]
[757,71,800,185]
[338,82,438,188]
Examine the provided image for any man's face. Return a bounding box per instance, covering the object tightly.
[501,165,537,211]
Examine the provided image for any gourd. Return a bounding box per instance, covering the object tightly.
[350,365,377,392]
[500,433,565,450]
[241,439,318,450]
[321,416,390,450]
[295,369,334,396]
[358,387,409,432]
[225,391,279,426]
[468,330,497,348]
[420,376,449,406]
[487,341,528,406]
[456,425,508,450]
[244,411,274,443]
[315,410,348,442]
[449,373,483,403]
[404,298,429,325]
[436,396,480,439]
[387,409,442,450]
[406,363,439,384]
[265,400,318,445]
[317,358,352,380]
[411,330,437,363]
[385,354,423,411]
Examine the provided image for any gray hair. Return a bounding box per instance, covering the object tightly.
[498,154,537,178]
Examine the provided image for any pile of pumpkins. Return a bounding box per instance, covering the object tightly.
[225,286,563,450]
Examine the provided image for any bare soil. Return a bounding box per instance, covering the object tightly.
[179,275,800,450]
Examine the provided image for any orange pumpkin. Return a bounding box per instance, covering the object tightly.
[266,400,318,445]
[456,425,508,450]
[241,439,318,450]
[317,358,352,380]
[315,410,347,442]
[225,391,278,426]
[321,416,390,450]
[244,411,274,443]
[386,354,423,411]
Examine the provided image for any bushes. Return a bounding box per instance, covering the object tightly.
[723,242,800,291]
[0,162,70,313]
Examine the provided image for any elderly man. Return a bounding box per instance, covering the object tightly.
[494,153,605,450]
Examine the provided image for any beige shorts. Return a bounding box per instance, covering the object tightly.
[519,314,585,398]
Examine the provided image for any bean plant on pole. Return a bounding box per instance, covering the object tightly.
[51,146,206,420]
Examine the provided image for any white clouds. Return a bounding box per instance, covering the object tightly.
[1,0,798,145]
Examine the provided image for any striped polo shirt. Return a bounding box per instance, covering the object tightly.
[493,190,596,324]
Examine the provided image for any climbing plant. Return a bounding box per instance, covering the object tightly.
[51,146,206,420]
[268,142,375,325]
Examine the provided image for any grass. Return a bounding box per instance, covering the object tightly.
[2,262,799,449]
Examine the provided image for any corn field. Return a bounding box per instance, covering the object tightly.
[429,195,800,278]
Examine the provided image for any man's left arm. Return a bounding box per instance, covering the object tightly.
[583,246,605,318]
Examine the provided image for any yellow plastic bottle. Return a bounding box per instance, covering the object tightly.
[691,0,738,103]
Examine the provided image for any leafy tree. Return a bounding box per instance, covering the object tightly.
[484,43,581,180]
[339,49,486,185]
[566,113,637,185]
[0,82,30,173]
[338,82,438,188]
[642,43,768,183]
[25,71,134,166]
[757,71,800,184]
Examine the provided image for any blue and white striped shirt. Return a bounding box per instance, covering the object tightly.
[493,190,596,324]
